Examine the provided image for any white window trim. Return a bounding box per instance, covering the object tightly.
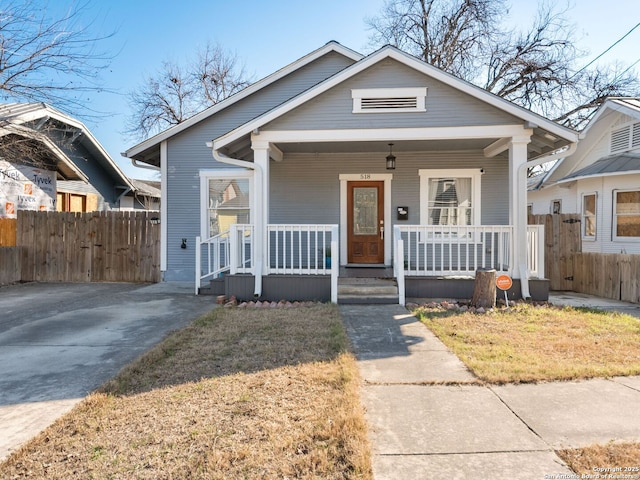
[581,192,597,241]
[199,169,254,240]
[352,87,427,113]
[419,169,482,227]
[613,188,640,242]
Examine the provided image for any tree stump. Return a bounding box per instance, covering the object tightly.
[471,268,496,309]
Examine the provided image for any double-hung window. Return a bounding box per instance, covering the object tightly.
[419,169,482,227]
[199,170,252,239]
[419,169,482,242]
[582,193,596,239]
[614,189,640,239]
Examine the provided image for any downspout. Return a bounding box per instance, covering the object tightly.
[518,142,577,299]
[207,143,264,298]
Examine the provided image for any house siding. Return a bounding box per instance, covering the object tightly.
[270,151,509,226]
[265,58,521,131]
[163,51,358,281]
[579,175,640,254]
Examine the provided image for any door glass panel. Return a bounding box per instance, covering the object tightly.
[353,187,378,235]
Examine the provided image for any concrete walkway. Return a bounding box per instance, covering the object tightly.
[340,303,640,480]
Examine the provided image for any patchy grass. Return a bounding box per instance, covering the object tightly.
[557,442,640,476]
[0,305,372,479]
[413,303,640,384]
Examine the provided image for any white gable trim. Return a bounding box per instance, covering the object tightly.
[125,42,363,158]
[214,46,577,150]
[581,99,640,138]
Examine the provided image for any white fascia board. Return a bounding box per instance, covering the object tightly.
[246,125,529,146]
[215,46,577,150]
[124,42,363,159]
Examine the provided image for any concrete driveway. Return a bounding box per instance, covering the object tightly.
[0,281,215,461]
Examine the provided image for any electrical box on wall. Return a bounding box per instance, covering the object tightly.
[397,206,408,221]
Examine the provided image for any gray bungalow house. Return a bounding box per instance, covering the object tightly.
[124,42,578,304]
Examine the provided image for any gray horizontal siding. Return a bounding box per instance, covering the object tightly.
[269,151,509,226]
[164,51,356,281]
[266,58,520,131]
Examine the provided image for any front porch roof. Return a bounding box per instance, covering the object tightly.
[213,45,578,162]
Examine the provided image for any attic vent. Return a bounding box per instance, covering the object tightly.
[352,87,427,113]
[611,122,640,153]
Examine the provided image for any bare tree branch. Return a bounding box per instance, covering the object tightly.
[0,0,115,115]
[126,43,252,140]
[367,0,640,130]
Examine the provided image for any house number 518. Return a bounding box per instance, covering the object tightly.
[360,174,371,179]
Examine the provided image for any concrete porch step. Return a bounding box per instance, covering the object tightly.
[338,278,398,304]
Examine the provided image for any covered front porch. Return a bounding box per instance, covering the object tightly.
[195,222,546,304]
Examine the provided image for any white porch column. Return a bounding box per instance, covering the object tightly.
[252,141,270,276]
[508,134,532,296]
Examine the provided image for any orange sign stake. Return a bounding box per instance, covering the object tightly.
[496,274,513,308]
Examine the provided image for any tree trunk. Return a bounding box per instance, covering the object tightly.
[471,269,496,309]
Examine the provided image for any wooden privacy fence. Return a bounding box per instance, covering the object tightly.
[528,214,581,290]
[572,253,640,304]
[4,210,160,283]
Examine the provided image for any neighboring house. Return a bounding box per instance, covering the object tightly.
[120,179,161,212]
[124,41,578,303]
[0,103,136,216]
[529,98,640,254]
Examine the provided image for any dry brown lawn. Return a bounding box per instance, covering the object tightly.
[414,303,640,384]
[557,443,640,476]
[0,305,372,479]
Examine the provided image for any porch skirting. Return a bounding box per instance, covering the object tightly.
[204,274,549,302]
[208,274,331,302]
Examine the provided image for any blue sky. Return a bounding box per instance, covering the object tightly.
[36,0,640,180]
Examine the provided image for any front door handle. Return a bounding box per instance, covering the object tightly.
[380,226,384,240]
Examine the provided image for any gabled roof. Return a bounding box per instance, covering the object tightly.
[538,97,640,187]
[123,41,363,160]
[214,44,578,151]
[557,152,640,184]
[580,97,640,139]
[0,102,134,190]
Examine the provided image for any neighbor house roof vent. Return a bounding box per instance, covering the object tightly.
[352,87,427,113]
[611,121,640,153]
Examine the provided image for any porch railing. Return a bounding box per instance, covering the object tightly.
[394,225,513,276]
[196,224,339,301]
[195,224,254,294]
[267,224,337,275]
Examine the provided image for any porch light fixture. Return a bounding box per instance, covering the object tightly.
[386,143,396,170]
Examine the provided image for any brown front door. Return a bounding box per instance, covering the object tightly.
[347,181,384,264]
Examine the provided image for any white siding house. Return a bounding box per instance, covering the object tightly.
[529,98,640,254]
[125,42,578,303]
